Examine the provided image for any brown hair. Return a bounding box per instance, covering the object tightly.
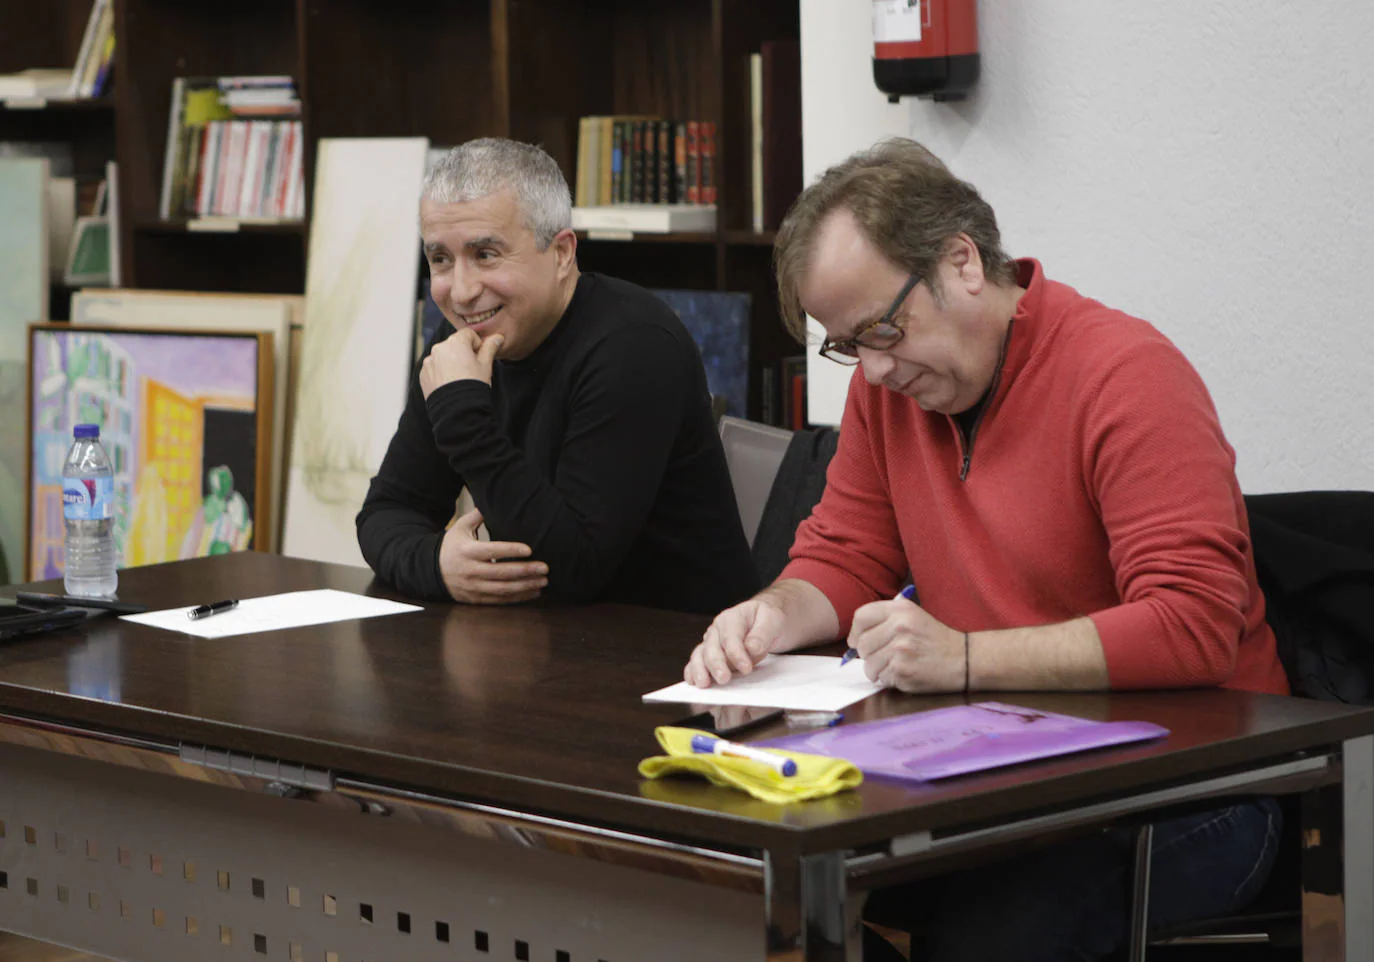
[774,138,1016,343]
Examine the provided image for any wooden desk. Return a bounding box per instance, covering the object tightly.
[0,553,1370,961]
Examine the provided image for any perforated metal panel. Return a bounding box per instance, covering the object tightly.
[0,742,763,962]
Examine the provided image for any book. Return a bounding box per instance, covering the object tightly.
[67,0,111,98]
[0,69,75,100]
[750,52,765,233]
[685,121,700,204]
[574,115,594,207]
[780,354,807,430]
[699,121,717,205]
[571,203,716,234]
[656,120,672,203]
[159,77,232,218]
[761,702,1169,782]
[160,77,303,220]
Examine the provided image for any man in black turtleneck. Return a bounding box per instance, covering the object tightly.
[356,138,758,614]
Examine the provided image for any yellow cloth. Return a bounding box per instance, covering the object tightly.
[638,726,862,804]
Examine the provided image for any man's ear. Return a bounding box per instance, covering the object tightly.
[551,228,578,278]
[947,233,985,295]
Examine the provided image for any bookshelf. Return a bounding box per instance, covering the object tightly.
[0,0,115,319]
[3,0,803,422]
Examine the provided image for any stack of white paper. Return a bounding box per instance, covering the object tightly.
[120,589,420,639]
[642,654,883,712]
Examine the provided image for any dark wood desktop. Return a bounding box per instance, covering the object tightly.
[1,553,1370,962]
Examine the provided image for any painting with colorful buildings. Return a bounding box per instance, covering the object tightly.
[28,326,270,580]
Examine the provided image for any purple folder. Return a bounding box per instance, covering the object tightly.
[759,702,1169,782]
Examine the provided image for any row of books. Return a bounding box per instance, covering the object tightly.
[69,0,117,99]
[187,119,306,220]
[159,77,304,220]
[0,0,115,101]
[574,116,717,208]
[760,355,809,431]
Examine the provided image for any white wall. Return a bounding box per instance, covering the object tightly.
[801,1,1374,493]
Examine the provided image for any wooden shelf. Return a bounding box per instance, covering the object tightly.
[575,230,717,245]
[133,218,307,236]
[0,0,803,422]
[0,95,113,111]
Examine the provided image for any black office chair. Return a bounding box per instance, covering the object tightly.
[748,424,838,584]
[1129,491,1374,960]
[866,492,1374,961]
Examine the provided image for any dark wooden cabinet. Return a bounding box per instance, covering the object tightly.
[3,0,803,419]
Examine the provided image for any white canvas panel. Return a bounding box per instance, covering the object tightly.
[284,138,428,568]
[46,176,75,281]
[0,157,50,584]
[71,289,299,551]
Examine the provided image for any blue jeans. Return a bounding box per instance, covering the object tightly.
[864,797,1283,962]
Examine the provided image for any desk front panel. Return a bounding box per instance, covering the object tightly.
[0,740,762,962]
[3,553,1374,856]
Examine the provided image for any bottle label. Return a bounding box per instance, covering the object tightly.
[63,476,113,521]
[873,0,924,44]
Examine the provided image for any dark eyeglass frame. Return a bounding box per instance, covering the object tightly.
[818,272,922,365]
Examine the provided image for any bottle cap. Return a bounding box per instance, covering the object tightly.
[73,423,100,439]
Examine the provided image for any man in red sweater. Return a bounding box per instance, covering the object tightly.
[683,139,1287,962]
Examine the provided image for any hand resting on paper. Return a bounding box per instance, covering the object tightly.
[684,579,839,688]
[848,594,965,693]
[438,508,548,605]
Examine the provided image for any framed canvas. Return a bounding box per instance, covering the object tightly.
[0,156,50,585]
[26,324,273,581]
[649,288,751,417]
[70,288,301,550]
[283,137,428,569]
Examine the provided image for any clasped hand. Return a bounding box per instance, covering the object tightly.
[684,592,966,693]
[421,329,503,398]
[439,509,548,605]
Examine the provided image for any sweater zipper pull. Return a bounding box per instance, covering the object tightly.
[960,450,972,481]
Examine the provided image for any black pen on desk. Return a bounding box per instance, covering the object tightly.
[187,599,239,621]
[839,583,916,667]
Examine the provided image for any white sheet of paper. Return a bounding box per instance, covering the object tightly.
[642,654,884,712]
[119,589,421,638]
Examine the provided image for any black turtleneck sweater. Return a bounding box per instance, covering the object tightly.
[356,272,759,614]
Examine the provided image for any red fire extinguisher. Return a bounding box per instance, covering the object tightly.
[872,0,980,103]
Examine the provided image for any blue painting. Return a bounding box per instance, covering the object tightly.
[416,275,446,363]
[649,289,751,417]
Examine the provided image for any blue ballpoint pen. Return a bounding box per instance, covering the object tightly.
[839,583,916,666]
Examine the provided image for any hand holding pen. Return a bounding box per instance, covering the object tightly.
[840,583,916,666]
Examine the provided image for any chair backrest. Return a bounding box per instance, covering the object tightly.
[1245,490,1374,705]
[718,416,793,548]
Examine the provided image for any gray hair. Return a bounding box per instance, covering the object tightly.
[422,138,572,250]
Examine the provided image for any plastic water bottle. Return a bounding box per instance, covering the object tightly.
[62,423,118,598]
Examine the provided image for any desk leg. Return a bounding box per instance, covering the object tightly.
[1303,734,1374,962]
[765,850,861,960]
[1343,734,1373,962]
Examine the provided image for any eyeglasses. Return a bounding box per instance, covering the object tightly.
[817,273,921,365]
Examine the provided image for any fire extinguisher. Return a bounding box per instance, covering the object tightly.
[872,0,980,103]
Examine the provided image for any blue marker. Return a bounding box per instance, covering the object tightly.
[840,583,916,667]
[690,734,797,776]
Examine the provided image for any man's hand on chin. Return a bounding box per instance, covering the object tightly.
[421,330,504,397]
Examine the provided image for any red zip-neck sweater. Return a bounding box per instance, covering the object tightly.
[783,260,1288,694]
